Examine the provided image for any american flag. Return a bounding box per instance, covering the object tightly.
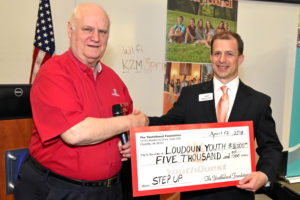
[29,0,55,83]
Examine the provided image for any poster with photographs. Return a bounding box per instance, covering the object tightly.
[163,0,239,116]
[166,0,238,63]
[163,62,213,114]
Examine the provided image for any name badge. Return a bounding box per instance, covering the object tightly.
[199,93,213,102]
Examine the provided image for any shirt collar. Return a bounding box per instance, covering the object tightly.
[213,76,239,93]
[67,49,102,79]
[67,49,88,72]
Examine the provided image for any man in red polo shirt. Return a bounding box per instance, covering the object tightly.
[13,3,148,200]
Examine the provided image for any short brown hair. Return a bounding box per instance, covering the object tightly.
[211,32,244,55]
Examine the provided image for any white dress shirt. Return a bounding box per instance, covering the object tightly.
[213,77,239,122]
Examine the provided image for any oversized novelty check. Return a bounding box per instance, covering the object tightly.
[130,121,256,197]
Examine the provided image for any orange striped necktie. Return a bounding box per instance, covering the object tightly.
[216,86,229,122]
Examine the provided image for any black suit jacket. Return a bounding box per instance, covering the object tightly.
[149,80,283,199]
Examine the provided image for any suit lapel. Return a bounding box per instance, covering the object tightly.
[228,81,252,122]
[197,81,217,122]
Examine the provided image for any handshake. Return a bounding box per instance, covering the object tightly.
[127,109,149,128]
[118,109,149,161]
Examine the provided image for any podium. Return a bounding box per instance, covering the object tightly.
[0,85,33,200]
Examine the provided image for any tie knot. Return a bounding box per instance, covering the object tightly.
[221,86,228,94]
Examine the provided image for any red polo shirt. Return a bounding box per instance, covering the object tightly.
[29,49,133,181]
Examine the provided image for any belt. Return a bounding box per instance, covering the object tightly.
[26,154,120,188]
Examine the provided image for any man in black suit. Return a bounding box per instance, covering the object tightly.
[149,32,282,200]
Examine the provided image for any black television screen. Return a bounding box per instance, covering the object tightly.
[0,84,32,120]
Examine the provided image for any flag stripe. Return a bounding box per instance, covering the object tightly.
[31,50,49,83]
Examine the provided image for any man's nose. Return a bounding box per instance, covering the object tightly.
[91,30,100,42]
[219,53,226,62]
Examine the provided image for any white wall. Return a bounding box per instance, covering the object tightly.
[0,0,298,149]
[237,0,298,149]
[0,0,38,83]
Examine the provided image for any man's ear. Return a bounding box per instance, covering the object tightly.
[67,22,72,38]
[238,54,245,65]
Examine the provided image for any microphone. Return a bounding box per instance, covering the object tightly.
[112,104,128,145]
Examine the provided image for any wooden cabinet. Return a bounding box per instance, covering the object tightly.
[0,118,33,200]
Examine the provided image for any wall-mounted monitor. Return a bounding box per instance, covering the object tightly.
[0,84,32,120]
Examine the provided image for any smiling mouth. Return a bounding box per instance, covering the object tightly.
[217,65,229,71]
[88,44,100,48]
